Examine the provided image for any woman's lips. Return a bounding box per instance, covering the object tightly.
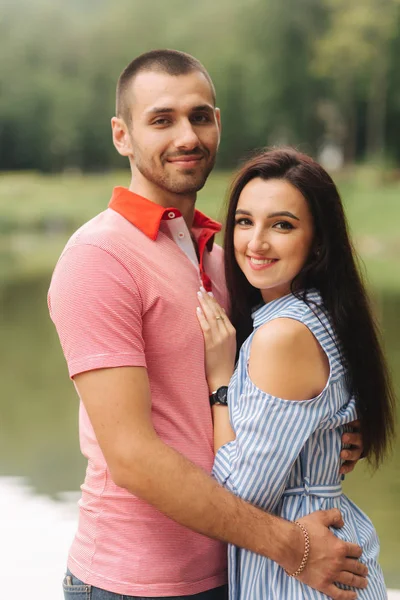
[247,256,278,271]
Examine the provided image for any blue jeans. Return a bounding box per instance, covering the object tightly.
[63,569,228,600]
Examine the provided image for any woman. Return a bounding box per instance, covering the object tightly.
[196,148,395,599]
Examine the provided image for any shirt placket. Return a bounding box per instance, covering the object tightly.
[163,212,214,291]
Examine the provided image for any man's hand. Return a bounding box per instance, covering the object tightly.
[296,509,367,600]
[340,420,364,475]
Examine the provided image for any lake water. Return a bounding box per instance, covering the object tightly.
[1,277,399,597]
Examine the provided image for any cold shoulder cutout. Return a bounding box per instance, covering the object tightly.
[249,317,330,401]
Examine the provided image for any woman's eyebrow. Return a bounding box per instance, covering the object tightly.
[235,209,300,221]
[267,211,300,221]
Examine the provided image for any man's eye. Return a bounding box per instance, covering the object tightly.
[274,221,294,230]
[192,114,210,123]
[153,118,170,126]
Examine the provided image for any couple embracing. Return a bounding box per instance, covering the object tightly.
[49,49,395,600]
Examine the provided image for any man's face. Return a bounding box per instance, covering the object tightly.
[126,70,221,196]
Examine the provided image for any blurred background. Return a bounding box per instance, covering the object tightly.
[0,0,399,596]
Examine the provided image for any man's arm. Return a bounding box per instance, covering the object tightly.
[75,365,367,600]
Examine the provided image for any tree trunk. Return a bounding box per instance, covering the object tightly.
[342,80,357,164]
[366,54,388,160]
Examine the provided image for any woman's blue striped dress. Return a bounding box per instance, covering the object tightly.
[213,290,387,599]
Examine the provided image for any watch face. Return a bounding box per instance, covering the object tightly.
[210,386,229,406]
[216,387,228,404]
[213,386,228,405]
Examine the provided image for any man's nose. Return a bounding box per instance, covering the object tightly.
[175,120,201,150]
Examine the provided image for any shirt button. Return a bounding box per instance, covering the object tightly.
[168,211,175,219]
[178,232,185,239]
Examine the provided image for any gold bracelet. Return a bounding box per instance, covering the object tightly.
[284,521,310,578]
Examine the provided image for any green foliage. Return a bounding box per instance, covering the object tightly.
[313,0,400,160]
[0,0,399,170]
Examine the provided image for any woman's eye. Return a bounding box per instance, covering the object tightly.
[274,221,294,230]
[235,218,253,226]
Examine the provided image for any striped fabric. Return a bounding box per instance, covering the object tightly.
[213,290,387,599]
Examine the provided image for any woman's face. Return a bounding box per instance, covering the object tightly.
[233,177,314,303]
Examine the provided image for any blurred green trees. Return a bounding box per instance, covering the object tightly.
[1,0,399,171]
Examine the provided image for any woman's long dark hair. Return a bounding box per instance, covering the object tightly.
[224,147,396,468]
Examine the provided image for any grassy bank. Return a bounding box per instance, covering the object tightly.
[0,167,399,291]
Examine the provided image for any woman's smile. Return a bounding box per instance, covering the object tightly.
[247,256,279,270]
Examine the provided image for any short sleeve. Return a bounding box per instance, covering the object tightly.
[212,377,325,512]
[48,244,146,378]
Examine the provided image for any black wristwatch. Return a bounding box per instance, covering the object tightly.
[209,386,229,407]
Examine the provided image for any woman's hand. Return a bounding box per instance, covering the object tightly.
[196,288,237,392]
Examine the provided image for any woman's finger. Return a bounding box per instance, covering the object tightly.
[201,290,221,316]
[198,291,224,331]
[204,293,234,331]
[196,306,212,337]
[220,306,236,334]
[214,305,235,336]
[206,291,226,316]
[198,291,236,344]
[207,296,229,332]
[197,295,223,344]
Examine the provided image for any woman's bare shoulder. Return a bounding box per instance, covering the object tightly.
[249,318,329,401]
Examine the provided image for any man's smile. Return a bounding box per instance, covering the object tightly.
[166,155,204,168]
[164,150,206,169]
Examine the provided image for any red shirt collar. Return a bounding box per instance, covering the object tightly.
[108,186,221,247]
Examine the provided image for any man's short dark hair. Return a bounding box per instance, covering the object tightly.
[116,49,216,124]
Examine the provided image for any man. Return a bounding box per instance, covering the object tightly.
[49,50,366,600]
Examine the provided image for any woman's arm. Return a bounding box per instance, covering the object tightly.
[221,317,331,511]
[212,404,236,452]
[196,289,236,453]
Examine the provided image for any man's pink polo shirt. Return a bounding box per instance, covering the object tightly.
[48,187,228,597]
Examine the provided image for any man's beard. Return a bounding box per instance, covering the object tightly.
[134,151,215,195]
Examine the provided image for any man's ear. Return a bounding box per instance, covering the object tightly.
[111,117,133,157]
[215,107,222,139]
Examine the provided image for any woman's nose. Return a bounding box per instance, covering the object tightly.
[247,234,270,253]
